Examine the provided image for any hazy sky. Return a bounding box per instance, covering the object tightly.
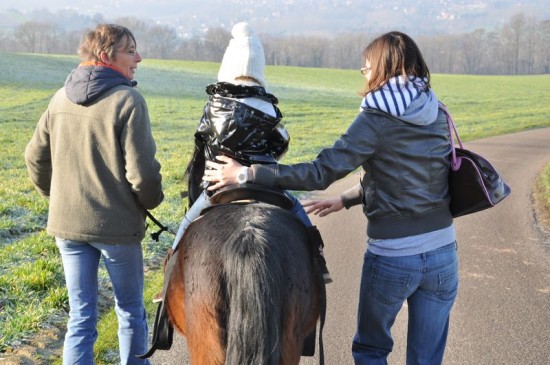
[1,0,178,21]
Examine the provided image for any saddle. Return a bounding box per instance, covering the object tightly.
[138,184,326,363]
[208,183,294,209]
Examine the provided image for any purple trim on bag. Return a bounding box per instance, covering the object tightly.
[439,102,510,214]
[441,104,464,171]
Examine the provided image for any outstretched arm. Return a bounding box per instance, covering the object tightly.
[303,197,344,217]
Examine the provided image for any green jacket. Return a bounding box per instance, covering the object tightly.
[25,65,163,243]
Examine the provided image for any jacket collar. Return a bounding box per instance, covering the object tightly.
[65,62,136,105]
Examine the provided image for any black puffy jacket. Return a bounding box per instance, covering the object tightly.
[186,82,290,204]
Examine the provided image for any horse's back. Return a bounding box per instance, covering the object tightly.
[166,203,320,365]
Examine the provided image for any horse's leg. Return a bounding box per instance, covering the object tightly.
[281,267,322,365]
[280,309,304,365]
[185,296,225,365]
[166,243,226,365]
[165,252,187,336]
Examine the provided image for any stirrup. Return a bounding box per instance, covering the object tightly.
[137,248,179,358]
[136,301,173,358]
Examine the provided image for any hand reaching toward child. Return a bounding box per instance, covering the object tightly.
[303,197,344,217]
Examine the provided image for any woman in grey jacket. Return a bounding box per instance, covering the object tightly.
[25,24,163,364]
[204,31,457,365]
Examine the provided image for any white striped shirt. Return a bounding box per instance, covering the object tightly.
[361,75,428,117]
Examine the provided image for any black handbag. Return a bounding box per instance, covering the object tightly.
[440,103,511,218]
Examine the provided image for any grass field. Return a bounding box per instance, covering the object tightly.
[1,52,549,362]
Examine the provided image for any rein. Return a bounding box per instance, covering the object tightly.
[146,210,175,241]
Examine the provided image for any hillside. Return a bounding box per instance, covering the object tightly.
[0,0,548,36]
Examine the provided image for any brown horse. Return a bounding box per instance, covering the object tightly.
[164,202,322,365]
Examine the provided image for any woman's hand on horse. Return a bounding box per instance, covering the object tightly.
[204,155,243,190]
[302,197,344,217]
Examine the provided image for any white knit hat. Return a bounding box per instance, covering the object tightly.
[217,22,267,88]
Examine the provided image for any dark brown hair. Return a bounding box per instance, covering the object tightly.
[78,24,136,62]
[360,31,430,96]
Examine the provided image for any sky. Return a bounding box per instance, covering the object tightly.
[1,0,175,21]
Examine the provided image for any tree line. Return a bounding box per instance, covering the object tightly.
[1,13,548,75]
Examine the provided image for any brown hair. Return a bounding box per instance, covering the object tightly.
[78,24,136,62]
[360,31,430,96]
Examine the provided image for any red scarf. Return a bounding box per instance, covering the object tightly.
[79,61,126,78]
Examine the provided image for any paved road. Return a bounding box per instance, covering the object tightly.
[151,127,550,365]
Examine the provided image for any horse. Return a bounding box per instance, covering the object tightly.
[164,202,322,365]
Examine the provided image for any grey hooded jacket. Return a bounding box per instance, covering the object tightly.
[25,65,163,243]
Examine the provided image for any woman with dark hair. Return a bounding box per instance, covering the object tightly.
[25,24,163,364]
[205,31,458,365]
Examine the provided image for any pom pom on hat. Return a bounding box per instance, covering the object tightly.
[217,22,267,88]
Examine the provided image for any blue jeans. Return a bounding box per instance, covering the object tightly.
[352,242,458,365]
[172,190,312,249]
[56,238,150,365]
[284,191,313,227]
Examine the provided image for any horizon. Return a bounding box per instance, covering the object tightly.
[1,0,549,37]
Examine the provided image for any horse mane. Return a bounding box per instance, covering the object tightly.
[168,202,317,365]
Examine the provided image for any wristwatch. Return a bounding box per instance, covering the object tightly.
[236,166,249,184]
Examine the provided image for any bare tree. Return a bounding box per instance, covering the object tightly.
[502,13,526,74]
[14,21,42,53]
[417,35,458,74]
[4,11,550,75]
[522,16,539,74]
[202,27,231,62]
[145,24,179,59]
[461,29,486,74]
[327,33,370,69]
[113,17,151,55]
[0,29,13,52]
[61,30,85,56]
[173,38,202,61]
[263,35,293,66]
[537,20,550,73]
[41,23,63,54]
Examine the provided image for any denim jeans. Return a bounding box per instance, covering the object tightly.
[284,191,313,227]
[352,242,458,365]
[172,190,312,249]
[56,238,150,365]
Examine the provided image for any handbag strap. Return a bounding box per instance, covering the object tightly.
[439,102,463,170]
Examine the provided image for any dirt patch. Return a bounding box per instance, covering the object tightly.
[0,281,116,364]
[1,260,163,364]
[0,316,65,364]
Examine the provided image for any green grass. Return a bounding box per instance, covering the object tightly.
[0,52,549,361]
[538,164,550,214]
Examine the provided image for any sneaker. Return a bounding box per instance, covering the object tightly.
[317,255,333,284]
[323,272,333,284]
[152,290,163,303]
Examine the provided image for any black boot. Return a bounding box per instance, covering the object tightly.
[307,226,333,284]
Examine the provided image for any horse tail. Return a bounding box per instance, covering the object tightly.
[168,203,317,365]
[221,205,312,365]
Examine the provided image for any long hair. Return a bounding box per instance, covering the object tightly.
[360,31,431,96]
